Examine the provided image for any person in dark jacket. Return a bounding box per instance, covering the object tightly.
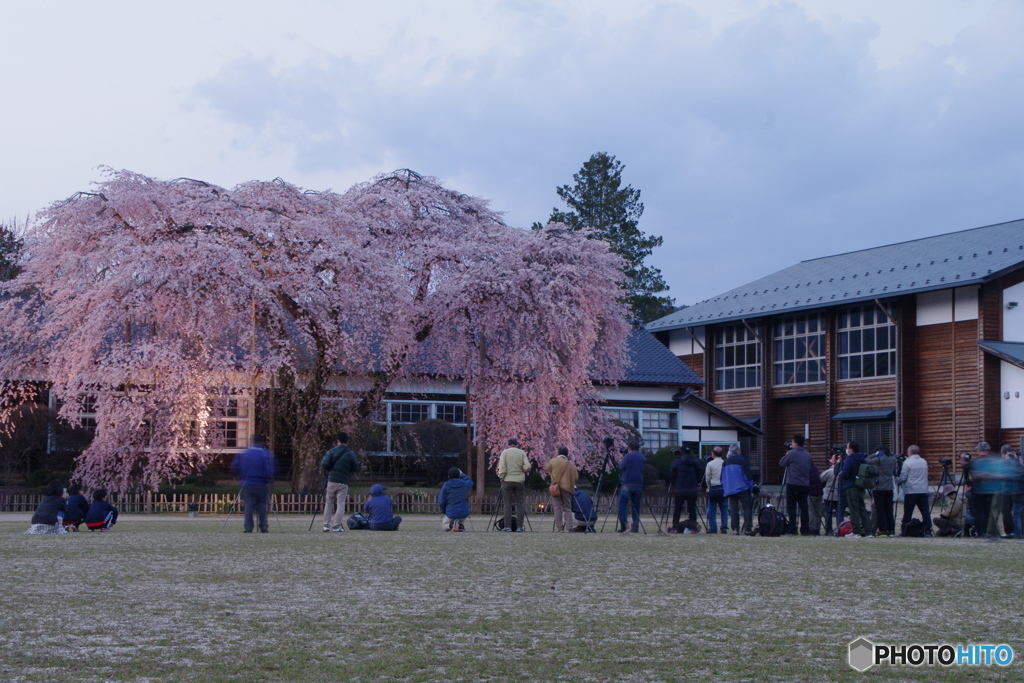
[25,480,68,535]
[438,467,474,531]
[321,432,359,532]
[840,441,870,537]
[779,434,814,535]
[63,483,90,531]
[571,488,597,532]
[617,442,645,532]
[668,447,701,533]
[230,433,276,534]
[84,488,119,531]
[364,484,402,530]
[723,444,755,535]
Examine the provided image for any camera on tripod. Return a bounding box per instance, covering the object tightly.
[938,457,953,469]
[783,441,792,449]
[831,444,845,457]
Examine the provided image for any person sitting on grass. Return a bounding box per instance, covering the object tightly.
[933,484,966,537]
[364,484,402,531]
[84,488,119,531]
[63,483,90,531]
[24,480,68,535]
[438,467,473,531]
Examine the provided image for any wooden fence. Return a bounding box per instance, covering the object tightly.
[0,491,771,516]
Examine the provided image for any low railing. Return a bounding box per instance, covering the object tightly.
[0,491,771,516]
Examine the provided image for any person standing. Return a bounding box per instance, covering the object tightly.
[668,447,701,533]
[868,447,897,537]
[545,447,579,533]
[779,434,813,535]
[970,442,995,537]
[438,467,474,531]
[820,453,843,535]
[497,438,531,532]
[807,460,823,536]
[723,444,754,535]
[230,433,276,534]
[617,442,645,533]
[704,447,728,534]
[898,445,931,537]
[840,441,870,538]
[321,432,359,532]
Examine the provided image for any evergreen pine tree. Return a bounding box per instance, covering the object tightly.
[541,152,675,322]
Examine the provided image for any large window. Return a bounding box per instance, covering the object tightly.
[773,314,826,385]
[842,422,894,455]
[603,408,680,451]
[838,304,896,380]
[715,323,761,390]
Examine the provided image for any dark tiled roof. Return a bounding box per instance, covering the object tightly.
[404,327,702,387]
[648,219,1024,330]
[620,329,703,386]
[979,340,1024,370]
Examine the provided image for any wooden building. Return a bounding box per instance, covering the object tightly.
[647,220,1024,482]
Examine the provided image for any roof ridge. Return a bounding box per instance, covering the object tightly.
[800,217,1024,264]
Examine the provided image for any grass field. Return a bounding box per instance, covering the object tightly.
[1,512,1020,682]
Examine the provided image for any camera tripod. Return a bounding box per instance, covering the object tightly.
[599,481,664,534]
[219,481,284,533]
[659,483,708,534]
[487,486,534,532]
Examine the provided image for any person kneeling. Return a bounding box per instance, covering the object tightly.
[84,488,119,531]
[571,488,597,532]
[438,467,473,531]
[63,484,90,531]
[933,484,965,537]
[364,484,402,531]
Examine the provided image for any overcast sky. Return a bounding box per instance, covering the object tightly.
[4,1,1022,307]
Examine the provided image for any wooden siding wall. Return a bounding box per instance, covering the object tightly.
[915,320,981,459]
[678,353,705,390]
[770,397,829,482]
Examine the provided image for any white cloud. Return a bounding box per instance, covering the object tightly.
[2,0,1020,305]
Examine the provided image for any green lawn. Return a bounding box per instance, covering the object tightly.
[1,513,1020,682]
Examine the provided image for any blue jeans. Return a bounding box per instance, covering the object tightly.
[707,498,728,530]
[1013,502,1024,538]
[618,486,641,531]
[242,484,269,533]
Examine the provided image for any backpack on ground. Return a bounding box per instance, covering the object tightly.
[757,505,786,536]
[836,520,853,537]
[494,517,518,532]
[855,462,879,490]
[347,512,370,530]
[902,518,925,537]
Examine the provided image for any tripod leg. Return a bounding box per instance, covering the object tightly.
[643,494,663,534]
[219,485,244,533]
[308,477,327,532]
[600,483,620,533]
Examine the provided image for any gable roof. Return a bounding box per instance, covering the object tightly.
[648,219,1024,330]
[620,329,703,386]
[979,340,1024,371]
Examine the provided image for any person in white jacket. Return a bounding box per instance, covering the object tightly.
[898,445,932,536]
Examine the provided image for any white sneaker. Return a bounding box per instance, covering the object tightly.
[331,526,345,532]
[848,533,862,538]
[322,524,330,532]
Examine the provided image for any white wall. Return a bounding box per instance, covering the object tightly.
[667,326,704,356]
[1001,361,1024,428]
[1004,281,1024,341]
[598,385,679,402]
[916,286,978,325]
